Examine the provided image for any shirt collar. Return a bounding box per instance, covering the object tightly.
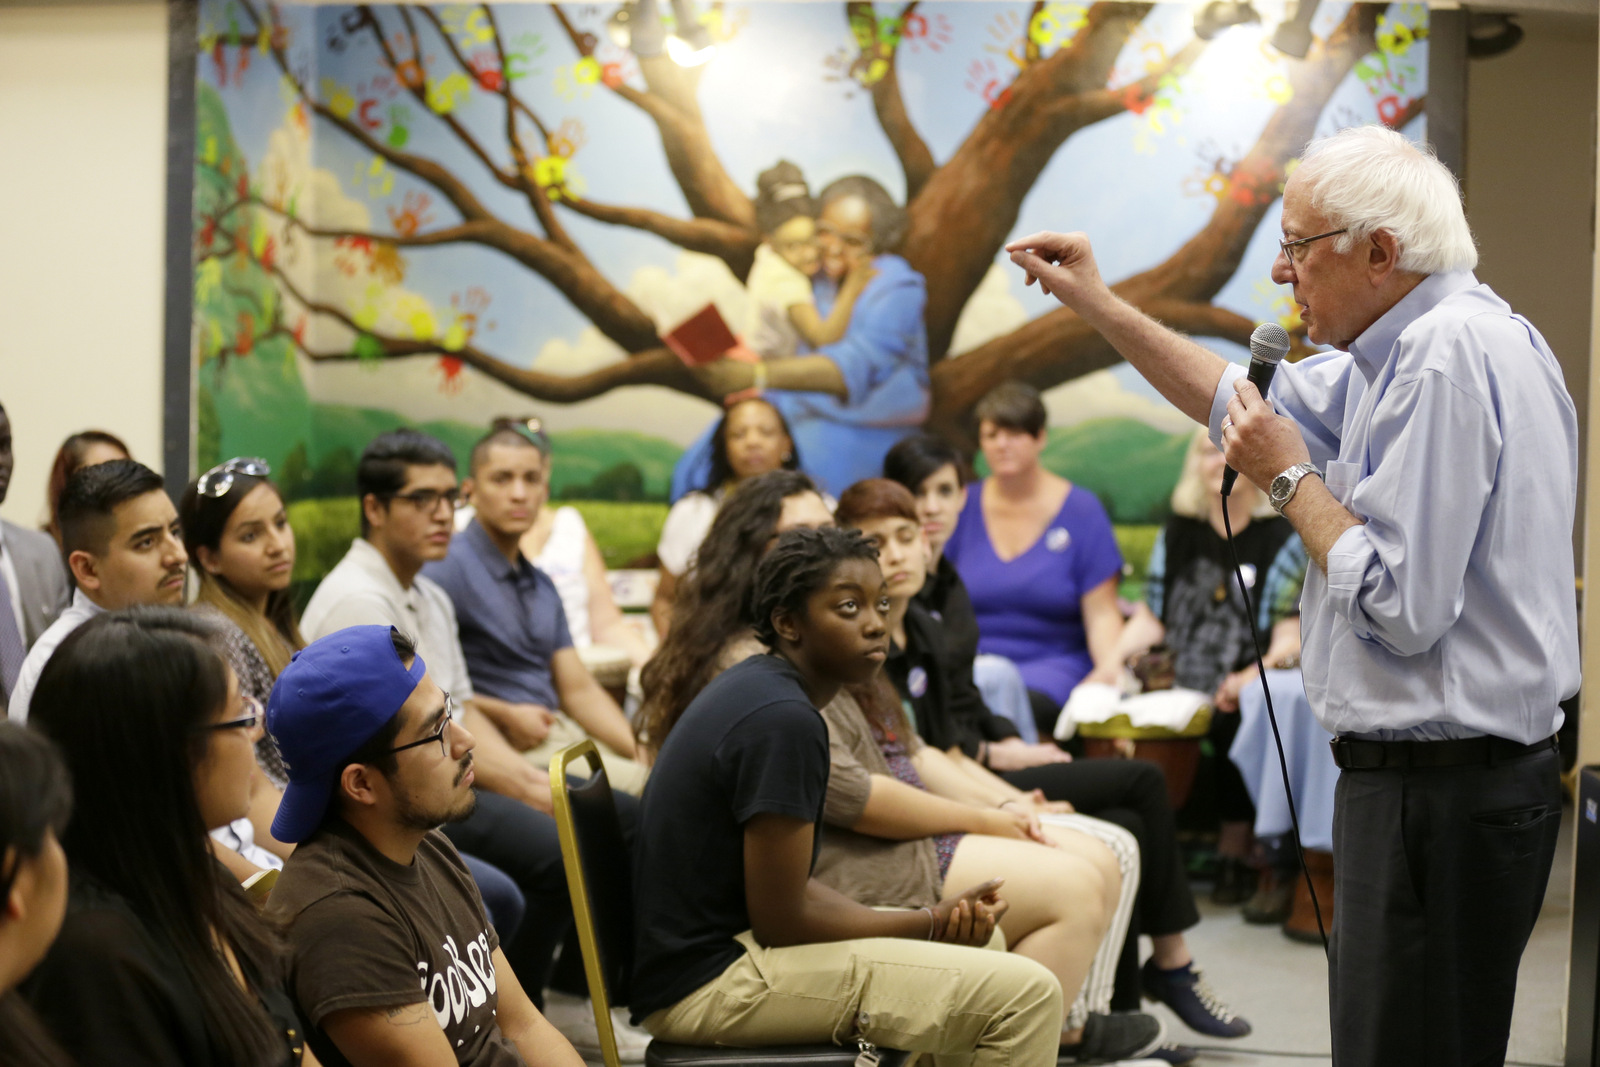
[461,519,532,583]
[1348,270,1479,379]
[73,588,105,616]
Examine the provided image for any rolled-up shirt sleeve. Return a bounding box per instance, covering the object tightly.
[1323,370,1499,657]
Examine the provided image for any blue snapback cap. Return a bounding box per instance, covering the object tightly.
[268,625,426,843]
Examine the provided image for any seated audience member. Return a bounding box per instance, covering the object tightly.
[9,459,186,724]
[181,457,302,866]
[0,722,73,1067]
[1110,430,1307,906]
[266,624,581,1067]
[25,608,308,1066]
[9,459,281,883]
[456,419,653,667]
[884,433,1047,753]
[850,475,1251,1039]
[650,397,803,638]
[632,526,1064,1063]
[942,382,1125,738]
[639,474,1164,1059]
[0,402,72,714]
[42,428,130,547]
[636,470,831,751]
[510,420,653,667]
[426,425,645,793]
[183,457,525,929]
[300,429,633,1039]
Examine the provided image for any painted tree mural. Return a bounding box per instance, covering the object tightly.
[196,0,1427,450]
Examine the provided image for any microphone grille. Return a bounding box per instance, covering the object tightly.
[1249,322,1291,364]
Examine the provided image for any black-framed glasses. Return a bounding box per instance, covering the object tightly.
[1278,228,1349,264]
[202,695,263,733]
[385,487,462,513]
[384,693,458,758]
[197,457,271,498]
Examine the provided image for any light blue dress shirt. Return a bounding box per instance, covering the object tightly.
[1209,271,1579,744]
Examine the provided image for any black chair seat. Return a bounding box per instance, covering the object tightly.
[646,1042,911,1066]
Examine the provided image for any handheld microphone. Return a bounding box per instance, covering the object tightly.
[1221,322,1292,497]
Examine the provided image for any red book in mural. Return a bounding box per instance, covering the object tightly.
[662,304,753,365]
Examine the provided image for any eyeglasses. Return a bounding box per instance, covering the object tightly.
[197,457,271,498]
[386,487,462,513]
[202,695,263,733]
[383,693,458,758]
[1278,228,1349,264]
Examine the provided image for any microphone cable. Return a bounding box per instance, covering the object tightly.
[1219,482,1329,957]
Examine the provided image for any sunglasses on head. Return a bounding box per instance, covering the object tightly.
[197,457,271,498]
[492,416,550,453]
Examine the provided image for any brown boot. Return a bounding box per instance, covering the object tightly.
[1283,848,1334,944]
[1242,869,1293,925]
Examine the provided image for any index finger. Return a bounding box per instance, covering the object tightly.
[966,877,1005,899]
[1231,378,1265,409]
[1004,230,1073,254]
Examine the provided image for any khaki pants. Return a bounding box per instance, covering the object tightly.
[520,714,650,796]
[643,930,1062,1067]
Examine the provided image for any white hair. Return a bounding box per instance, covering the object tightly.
[1294,125,1478,275]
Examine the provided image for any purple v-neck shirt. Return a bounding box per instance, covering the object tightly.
[943,481,1122,706]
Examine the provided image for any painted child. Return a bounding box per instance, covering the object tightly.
[742,160,874,359]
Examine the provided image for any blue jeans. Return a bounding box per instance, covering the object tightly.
[462,853,525,946]
[973,654,1037,743]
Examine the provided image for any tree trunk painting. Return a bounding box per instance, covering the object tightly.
[194,0,1429,496]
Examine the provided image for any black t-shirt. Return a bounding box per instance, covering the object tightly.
[25,873,300,1067]
[268,820,518,1067]
[630,654,830,1021]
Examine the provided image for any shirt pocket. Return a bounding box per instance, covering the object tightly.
[1323,460,1360,510]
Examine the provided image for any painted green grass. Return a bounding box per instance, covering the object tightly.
[561,501,670,569]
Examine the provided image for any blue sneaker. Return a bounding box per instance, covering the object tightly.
[1140,959,1251,1038]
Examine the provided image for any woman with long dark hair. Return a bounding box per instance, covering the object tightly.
[25,607,312,1066]
[649,398,804,638]
[0,722,73,1067]
[636,469,830,752]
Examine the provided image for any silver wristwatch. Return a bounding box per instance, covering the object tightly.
[1268,463,1320,514]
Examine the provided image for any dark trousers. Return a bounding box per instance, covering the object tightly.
[1004,758,1201,1010]
[445,785,641,1008]
[461,853,526,945]
[1329,745,1560,1067]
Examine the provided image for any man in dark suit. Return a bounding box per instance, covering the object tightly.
[0,401,71,712]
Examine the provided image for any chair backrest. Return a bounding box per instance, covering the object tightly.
[550,740,636,1067]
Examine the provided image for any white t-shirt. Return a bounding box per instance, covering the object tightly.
[656,488,835,578]
[301,538,476,701]
[7,589,102,725]
[656,492,722,577]
[743,243,814,359]
[532,507,592,647]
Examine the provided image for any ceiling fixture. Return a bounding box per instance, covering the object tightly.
[1193,0,1261,41]
[666,0,716,66]
[607,0,666,58]
[1269,0,1321,59]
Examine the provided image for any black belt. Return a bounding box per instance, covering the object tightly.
[1330,734,1557,771]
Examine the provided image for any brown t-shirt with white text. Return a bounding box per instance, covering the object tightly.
[269,820,523,1067]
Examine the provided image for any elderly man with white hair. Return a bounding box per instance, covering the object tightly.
[1007,125,1573,1067]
